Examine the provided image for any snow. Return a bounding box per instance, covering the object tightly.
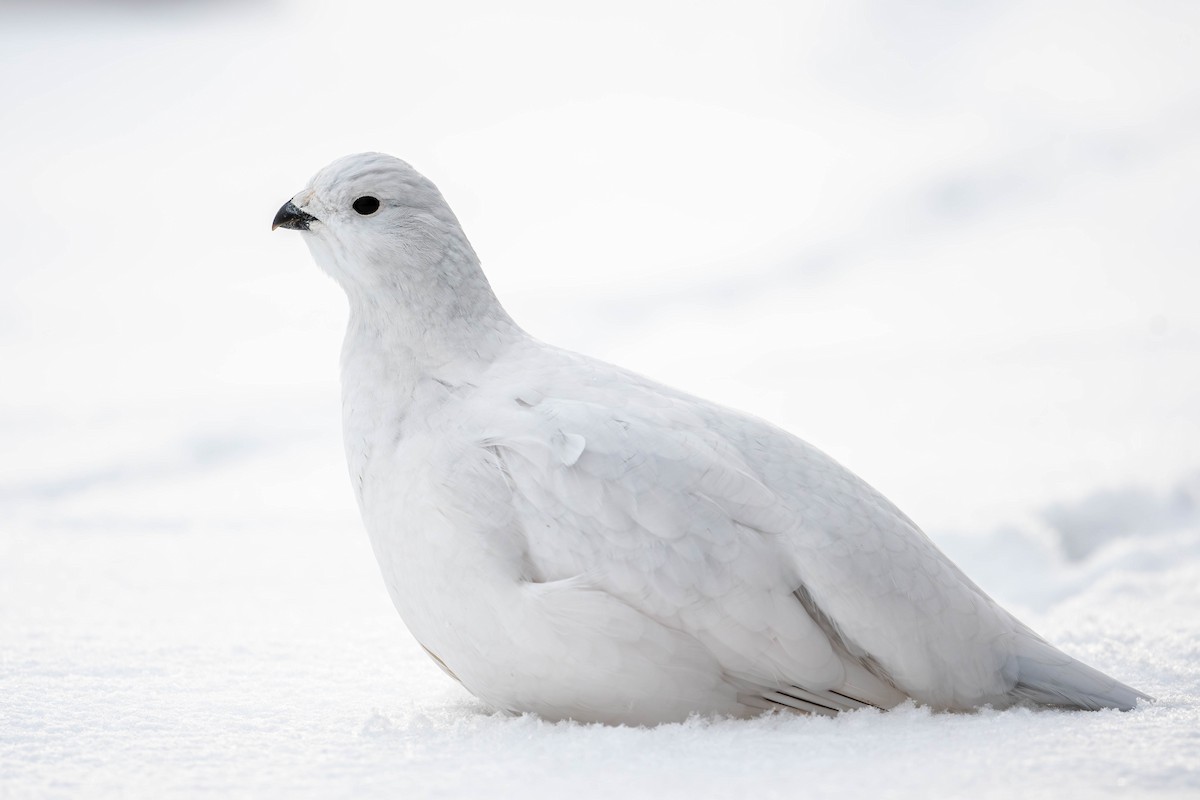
[2,0,1199,797]
[4,508,1199,798]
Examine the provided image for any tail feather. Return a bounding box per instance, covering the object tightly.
[1011,636,1151,711]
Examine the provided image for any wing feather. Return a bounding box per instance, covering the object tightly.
[467,349,1144,711]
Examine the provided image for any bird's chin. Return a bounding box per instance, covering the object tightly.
[302,232,333,266]
[302,234,355,288]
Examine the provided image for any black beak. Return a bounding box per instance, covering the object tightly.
[272,201,318,231]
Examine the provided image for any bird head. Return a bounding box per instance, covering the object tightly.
[272,152,475,295]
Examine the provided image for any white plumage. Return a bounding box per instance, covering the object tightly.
[273,152,1148,724]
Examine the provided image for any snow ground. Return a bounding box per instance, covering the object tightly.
[3,472,1199,799]
[3,1,1200,798]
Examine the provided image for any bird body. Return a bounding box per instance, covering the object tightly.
[274,152,1148,724]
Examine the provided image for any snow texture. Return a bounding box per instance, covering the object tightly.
[2,0,1199,797]
[4,503,1198,798]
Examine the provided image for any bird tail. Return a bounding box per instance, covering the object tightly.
[1010,633,1151,711]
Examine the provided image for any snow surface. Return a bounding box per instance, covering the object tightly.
[3,1,1200,797]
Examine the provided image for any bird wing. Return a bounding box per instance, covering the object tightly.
[467,348,1146,712]
[685,385,1149,711]
[463,350,996,710]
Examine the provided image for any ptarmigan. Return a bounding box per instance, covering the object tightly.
[272,152,1148,724]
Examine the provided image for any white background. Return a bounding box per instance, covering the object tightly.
[2,1,1198,797]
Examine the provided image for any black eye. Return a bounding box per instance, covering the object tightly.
[352,196,380,215]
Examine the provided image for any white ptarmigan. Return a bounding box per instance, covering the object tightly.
[273,152,1148,724]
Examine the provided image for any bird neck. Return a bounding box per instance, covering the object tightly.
[338,243,522,391]
[336,251,520,504]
